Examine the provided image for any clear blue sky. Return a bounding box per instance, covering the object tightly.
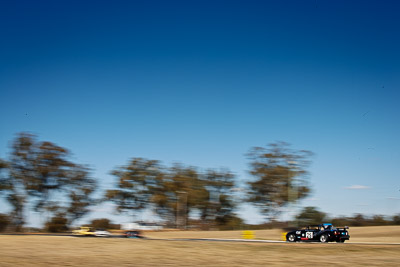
[1,0,399,226]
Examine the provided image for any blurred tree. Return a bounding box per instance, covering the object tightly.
[89,218,120,229]
[66,165,97,224]
[106,158,164,217]
[332,214,395,226]
[295,206,326,227]
[200,169,236,226]
[393,214,400,225]
[1,157,25,231]
[215,214,244,230]
[162,164,239,229]
[164,164,209,228]
[6,133,97,229]
[0,159,10,192]
[371,215,388,226]
[10,134,73,212]
[351,214,367,226]
[246,142,312,220]
[7,193,25,231]
[107,160,205,227]
[45,213,68,233]
[331,216,351,227]
[91,218,111,229]
[0,213,10,232]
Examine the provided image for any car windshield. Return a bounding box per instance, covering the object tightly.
[323,225,336,230]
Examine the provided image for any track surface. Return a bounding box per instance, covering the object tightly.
[148,237,400,245]
[2,233,400,245]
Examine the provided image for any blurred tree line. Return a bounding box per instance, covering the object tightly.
[291,206,400,227]
[0,132,339,232]
[104,140,313,229]
[105,159,238,229]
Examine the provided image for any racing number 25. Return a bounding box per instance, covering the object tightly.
[306,232,313,239]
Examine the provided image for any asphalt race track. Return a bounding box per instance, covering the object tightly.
[147,237,400,246]
[2,234,400,245]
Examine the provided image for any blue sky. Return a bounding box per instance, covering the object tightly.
[1,0,400,226]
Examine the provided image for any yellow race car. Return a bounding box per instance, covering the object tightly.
[72,227,96,236]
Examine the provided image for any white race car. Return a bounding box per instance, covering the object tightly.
[94,229,111,237]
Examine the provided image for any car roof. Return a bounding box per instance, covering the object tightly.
[305,224,332,229]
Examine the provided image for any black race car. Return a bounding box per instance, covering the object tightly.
[125,230,144,238]
[286,224,350,243]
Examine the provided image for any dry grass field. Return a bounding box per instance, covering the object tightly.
[1,226,399,266]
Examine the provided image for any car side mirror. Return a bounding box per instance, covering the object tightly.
[345,226,349,229]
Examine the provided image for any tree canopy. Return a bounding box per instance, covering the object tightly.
[247,141,312,220]
[295,206,326,227]
[106,159,237,229]
[2,133,97,230]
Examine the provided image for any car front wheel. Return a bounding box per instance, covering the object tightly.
[320,234,328,243]
[287,234,296,242]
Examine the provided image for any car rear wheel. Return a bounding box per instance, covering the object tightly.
[287,234,296,242]
[320,234,328,243]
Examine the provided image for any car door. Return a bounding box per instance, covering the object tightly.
[305,229,315,240]
[306,226,320,241]
[299,227,313,241]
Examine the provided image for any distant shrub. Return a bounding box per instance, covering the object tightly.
[295,207,326,227]
[216,215,245,231]
[392,215,400,225]
[45,214,68,233]
[331,217,351,227]
[91,218,110,229]
[0,213,10,232]
[371,215,388,226]
[90,218,119,229]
